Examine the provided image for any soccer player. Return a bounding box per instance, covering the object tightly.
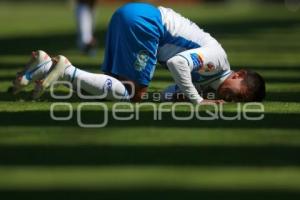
[76,0,97,54]
[12,3,265,103]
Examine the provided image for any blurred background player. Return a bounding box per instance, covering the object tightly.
[76,0,98,55]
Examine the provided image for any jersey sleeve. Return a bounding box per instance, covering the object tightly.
[167,56,204,104]
[176,43,231,80]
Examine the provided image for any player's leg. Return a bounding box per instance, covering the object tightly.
[33,55,129,101]
[102,3,164,101]
[63,61,129,101]
[76,0,97,54]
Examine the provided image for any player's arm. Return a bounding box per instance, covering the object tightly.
[167,45,229,104]
[167,56,203,104]
[161,83,224,104]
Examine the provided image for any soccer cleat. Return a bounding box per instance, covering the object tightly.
[12,50,52,95]
[32,55,71,99]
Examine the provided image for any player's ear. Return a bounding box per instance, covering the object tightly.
[231,72,241,79]
[233,70,246,79]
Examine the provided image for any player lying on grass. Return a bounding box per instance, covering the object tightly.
[11,3,265,103]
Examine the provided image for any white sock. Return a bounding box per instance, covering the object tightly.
[30,60,53,81]
[63,65,129,101]
[76,3,94,47]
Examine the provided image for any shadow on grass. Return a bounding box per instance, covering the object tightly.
[0,17,299,57]
[0,29,107,56]
[0,33,77,56]
[265,91,300,102]
[231,65,300,71]
[158,62,300,71]
[0,110,299,128]
[196,18,300,37]
[0,144,300,167]
[0,189,299,200]
[0,91,92,103]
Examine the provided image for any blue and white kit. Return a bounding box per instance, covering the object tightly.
[102,3,231,103]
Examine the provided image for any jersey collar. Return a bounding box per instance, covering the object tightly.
[210,70,234,90]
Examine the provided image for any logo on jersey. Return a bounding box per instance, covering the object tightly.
[135,50,150,71]
[103,79,113,91]
[190,53,216,73]
[200,62,216,73]
[190,53,204,70]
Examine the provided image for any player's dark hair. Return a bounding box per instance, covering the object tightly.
[242,70,266,102]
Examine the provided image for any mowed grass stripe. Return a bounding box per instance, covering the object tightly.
[0,128,300,146]
[0,101,299,113]
[0,167,300,190]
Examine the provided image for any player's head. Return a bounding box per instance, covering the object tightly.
[217,69,266,102]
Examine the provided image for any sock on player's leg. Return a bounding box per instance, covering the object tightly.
[63,65,129,101]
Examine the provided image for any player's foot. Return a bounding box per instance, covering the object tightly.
[11,50,52,95]
[32,55,71,99]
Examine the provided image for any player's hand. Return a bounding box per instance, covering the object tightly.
[199,99,226,104]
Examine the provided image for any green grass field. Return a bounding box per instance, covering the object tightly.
[0,1,300,199]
